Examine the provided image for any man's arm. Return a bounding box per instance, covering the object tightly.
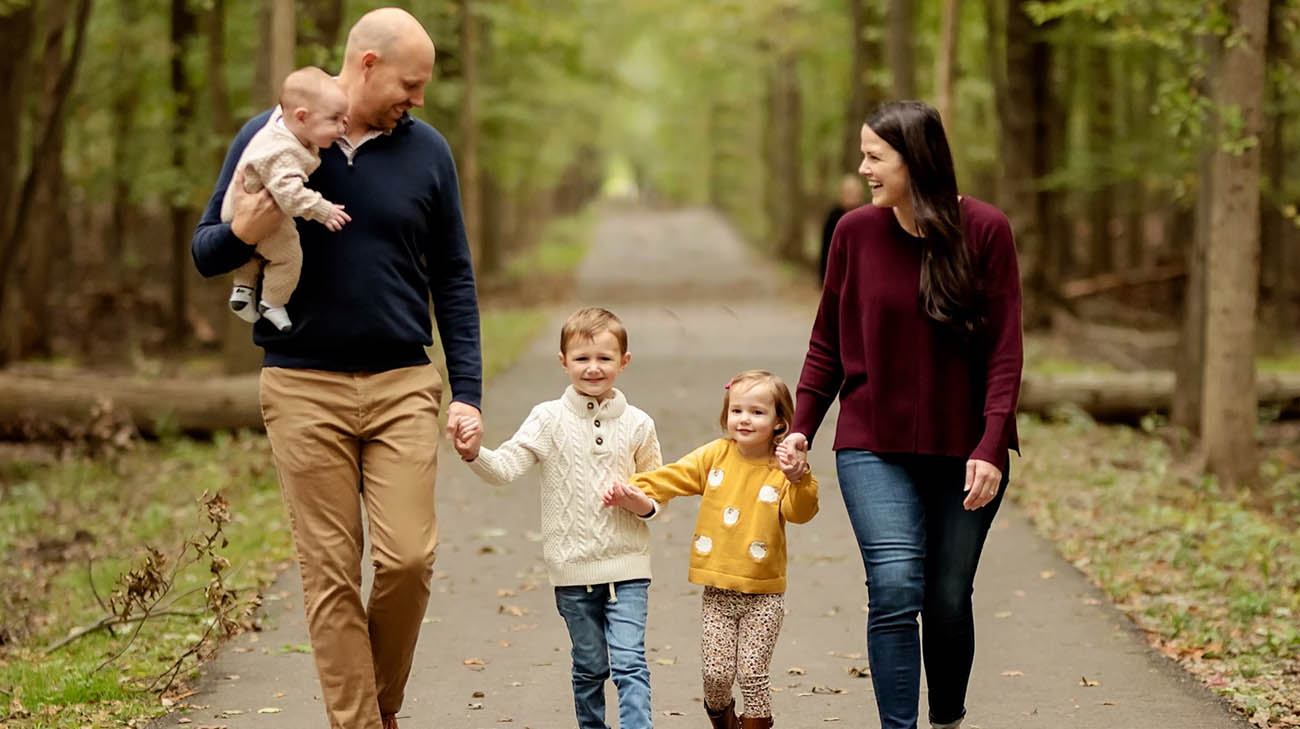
[427,131,482,411]
[191,112,277,278]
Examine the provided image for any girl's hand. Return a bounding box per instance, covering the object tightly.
[453,417,481,461]
[780,458,809,483]
[604,482,655,516]
[963,458,1002,510]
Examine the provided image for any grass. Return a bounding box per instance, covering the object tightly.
[500,208,595,282]
[1013,412,1300,726]
[0,432,291,728]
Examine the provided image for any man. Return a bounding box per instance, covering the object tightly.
[191,8,482,729]
[819,174,865,282]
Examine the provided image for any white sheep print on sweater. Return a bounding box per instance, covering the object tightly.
[723,506,740,526]
[758,485,779,503]
[708,469,725,487]
[695,535,713,554]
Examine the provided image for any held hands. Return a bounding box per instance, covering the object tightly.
[323,204,351,232]
[963,458,1002,510]
[776,432,810,483]
[446,401,483,461]
[229,170,284,244]
[602,482,655,517]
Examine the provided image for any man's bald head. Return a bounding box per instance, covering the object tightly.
[338,7,436,131]
[344,7,435,66]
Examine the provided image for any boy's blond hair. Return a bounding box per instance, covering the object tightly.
[560,307,628,355]
[718,369,795,452]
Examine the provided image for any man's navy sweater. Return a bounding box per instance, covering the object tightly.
[192,111,482,409]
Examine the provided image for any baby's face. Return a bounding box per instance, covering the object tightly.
[303,93,349,148]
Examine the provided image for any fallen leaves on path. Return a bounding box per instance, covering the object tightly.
[845,666,870,678]
[256,707,281,714]
[1079,676,1101,687]
[826,651,861,659]
[1000,670,1024,677]
[786,666,806,675]
[463,658,486,665]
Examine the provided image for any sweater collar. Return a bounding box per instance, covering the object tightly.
[563,385,627,418]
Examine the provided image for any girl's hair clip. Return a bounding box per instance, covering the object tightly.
[723,378,734,390]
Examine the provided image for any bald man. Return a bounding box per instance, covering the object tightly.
[192,9,480,729]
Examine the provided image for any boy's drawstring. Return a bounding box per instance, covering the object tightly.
[584,583,619,603]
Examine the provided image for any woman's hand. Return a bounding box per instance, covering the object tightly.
[776,432,808,465]
[963,458,1002,510]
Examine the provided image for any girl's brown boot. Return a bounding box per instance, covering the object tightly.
[705,699,740,729]
[739,715,773,729]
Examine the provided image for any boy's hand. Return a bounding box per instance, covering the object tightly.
[323,204,351,232]
[453,416,482,461]
[446,402,483,461]
[602,482,655,516]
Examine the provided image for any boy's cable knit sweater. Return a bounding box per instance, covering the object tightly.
[468,386,662,587]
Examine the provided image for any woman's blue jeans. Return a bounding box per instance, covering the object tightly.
[835,450,1006,729]
[553,579,653,729]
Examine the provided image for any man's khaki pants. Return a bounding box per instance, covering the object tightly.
[260,365,442,729]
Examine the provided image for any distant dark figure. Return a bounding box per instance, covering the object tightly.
[820,175,865,281]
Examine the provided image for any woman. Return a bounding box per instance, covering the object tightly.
[778,101,1023,729]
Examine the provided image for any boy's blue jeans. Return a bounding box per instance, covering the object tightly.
[554,578,653,729]
[835,450,1007,729]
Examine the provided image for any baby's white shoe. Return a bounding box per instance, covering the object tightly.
[258,302,293,332]
[229,286,259,323]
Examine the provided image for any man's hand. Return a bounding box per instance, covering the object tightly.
[323,204,351,232]
[445,401,483,461]
[230,170,285,244]
[963,458,1002,510]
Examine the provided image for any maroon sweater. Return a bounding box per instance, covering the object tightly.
[792,196,1023,470]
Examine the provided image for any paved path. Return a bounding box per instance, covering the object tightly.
[158,207,1247,729]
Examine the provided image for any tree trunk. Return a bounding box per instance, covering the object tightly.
[169,0,198,344]
[1172,138,1214,433]
[1201,0,1269,486]
[269,0,294,98]
[841,0,884,173]
[1261,0,1291,341]
[297,0,344,63]
[457,0,482,269]
[936,0,962,124]
[766,16,804,263]
[22,0,73,360]
[207,0,233,168]
[1086,43,1115,275]
[887,0,915,98]
[0,0,93,365]
[0,4,36,235]
[478,172,503,276]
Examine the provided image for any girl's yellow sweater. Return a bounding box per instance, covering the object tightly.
[633,438,818,594]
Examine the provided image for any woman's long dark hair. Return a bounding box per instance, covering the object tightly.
[866,101,984,337]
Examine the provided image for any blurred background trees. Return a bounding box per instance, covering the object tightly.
[0,0,1296,485]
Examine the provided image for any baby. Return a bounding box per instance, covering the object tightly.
[221,66,351,332]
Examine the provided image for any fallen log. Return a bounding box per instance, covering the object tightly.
[0,372,261,438]
[1018,371,1300,421]
[0,370,1298,438]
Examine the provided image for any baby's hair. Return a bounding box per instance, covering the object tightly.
[718,369,795,452]
[279,66,345,113]
[560,307,628,355]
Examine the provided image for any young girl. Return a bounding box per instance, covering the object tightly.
[604,369,818,729]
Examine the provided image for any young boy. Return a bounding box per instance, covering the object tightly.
[221,66,351,332]
[455,307,662,729]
